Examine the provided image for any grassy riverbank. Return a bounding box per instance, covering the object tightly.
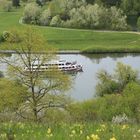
[0,122,140,140]
[0,11,140,53]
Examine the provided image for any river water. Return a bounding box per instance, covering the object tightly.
[0,53,140,101]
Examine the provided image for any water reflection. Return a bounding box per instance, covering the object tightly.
[59,53,140,101]
[0,53,140,101]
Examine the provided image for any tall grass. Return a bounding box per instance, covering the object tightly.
[0,122,140,140]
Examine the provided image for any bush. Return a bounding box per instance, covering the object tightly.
[96,62,138,96]
[39,9,52,26]
[110,7,128,30]
[50,15,61,27]
[0,34,4,43]
[96,70,120,96]
[2,30,22,43]
[23,3,41,24]
[69,82,140,122]
[0,0,12,12]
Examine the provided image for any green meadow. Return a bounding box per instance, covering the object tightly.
[0,122,140,140]
[0,10,140,52]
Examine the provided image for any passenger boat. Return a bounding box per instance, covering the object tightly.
[24,59,83,72]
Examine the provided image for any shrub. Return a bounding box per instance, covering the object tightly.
[96,62,138,96]
[50,15,61,27]
[96,70,119,96]
[0,0,12,12]
[2,30,22,43]
[0,34,4,43]
[110,7,128,30]
[39,9,52,26]
[69,84,140,122]
[23,3,41,24]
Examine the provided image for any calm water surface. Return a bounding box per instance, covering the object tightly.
[1,53,140,101]
[59,53,140,101]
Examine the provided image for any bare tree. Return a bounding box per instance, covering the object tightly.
[1,28,71,122]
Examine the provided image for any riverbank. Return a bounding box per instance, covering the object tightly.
[1,50,140,54]
[0,11,140,53]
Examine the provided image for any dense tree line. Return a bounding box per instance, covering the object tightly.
[23,1,128,30]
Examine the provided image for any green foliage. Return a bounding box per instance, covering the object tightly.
[0,10,140,52]
[39,9,52,26]
[50,15,61,27]
[1,28,71,122]
[2,30,22,43]
[96,70,119,96]
[22,1,128,30]
[0,0,12,12]
[137,17,140,30]
[121,0,140,15]
[0,78,27,111]
[63,4,128,30]
[115,62,138,90]
[0,122,139,140]
[96,62,138,96]
[12,0,20,7]
[69,82,140,122]
[110,7,127,30]
[23,3,41,24]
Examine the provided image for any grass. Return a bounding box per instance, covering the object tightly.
[0,122,140,140]
[0,9,140,52]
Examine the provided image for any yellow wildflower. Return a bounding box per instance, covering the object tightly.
[80,130,83,134]
[46,133,53,137]
[122,125,129,130]
[86,135,90,140]
[71,130,76,134]
[69,134,73,137]
[46,128,53,137]
[110,137,117,140]
[47,128,51,134]
[96,129,101,132]
[91,134,100,140]
[50,133,53,137]
[14,134,16,138]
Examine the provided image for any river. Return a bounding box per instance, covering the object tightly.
[0,53,140,101]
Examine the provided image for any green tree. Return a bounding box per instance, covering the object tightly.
[137,17,140,30]
[23,3,41,24]
[99,0,121,6]
[0,78,27,111]
[12,0,20,7]
[121,0,140,15]
[1,28,71,122]
[96,62,138,96]
[0,0,12,12]
[115,62,138,91]
[40,9,52,26]
[50,15,61,26]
